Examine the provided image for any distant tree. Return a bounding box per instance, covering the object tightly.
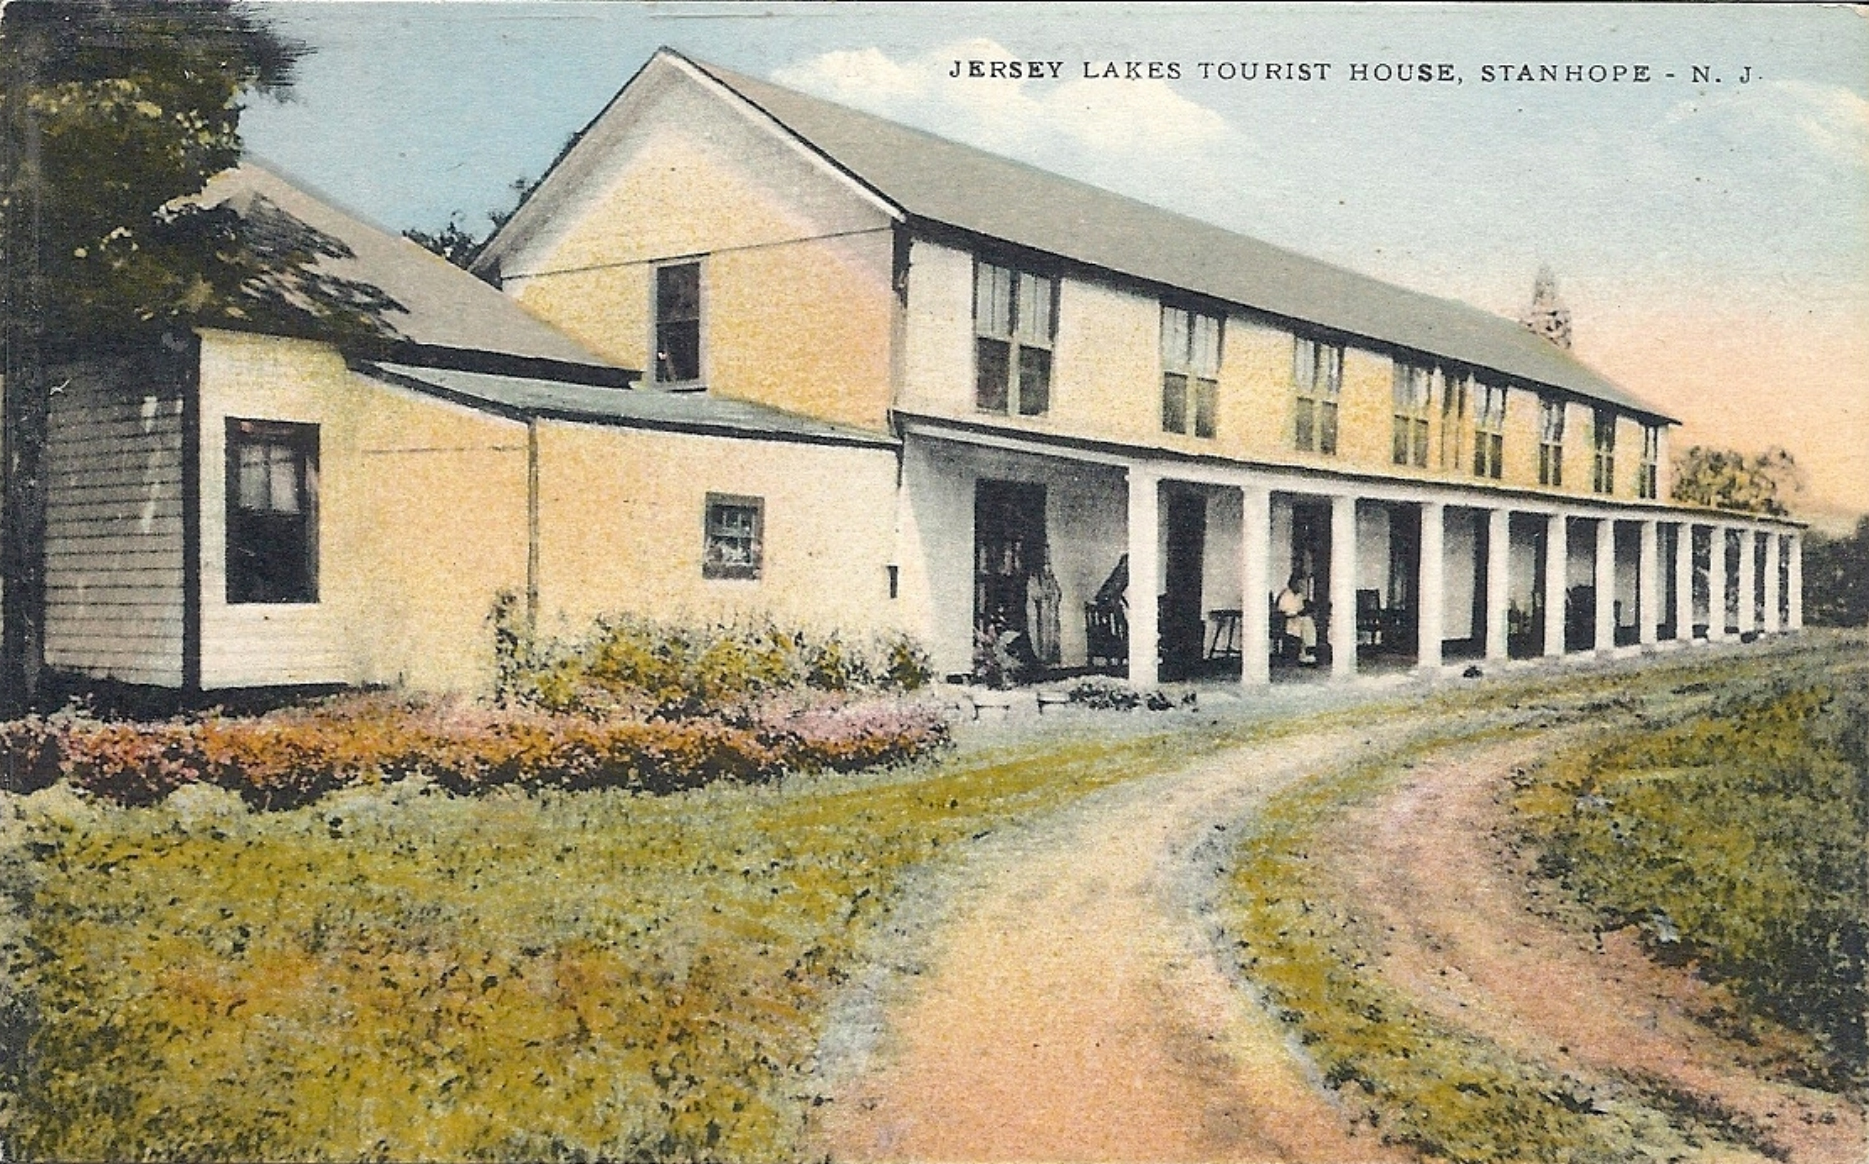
[404,216,485,269]
[406,133,580,272]
[1,2,362,711]
[1804,517,1869,628]
[1671,445,1803,517]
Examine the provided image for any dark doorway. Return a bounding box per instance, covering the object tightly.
[1508,514,1546,659]
[1161,490,1206,679]
[1658,524,1679,640]
[974,480,1050,674]
[1387,506,1421,649]
[1279,500,1333,667]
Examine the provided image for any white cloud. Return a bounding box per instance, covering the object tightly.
[773,40,1249,178]
[1660,79,1869,172]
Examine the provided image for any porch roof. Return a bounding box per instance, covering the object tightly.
[363,361,899,449]
[685,54,1676,424]
[896,411,1803,528]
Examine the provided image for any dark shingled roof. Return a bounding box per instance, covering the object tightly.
[202,163,619,373]
[362,361,898,448]
[680,53,1672,422]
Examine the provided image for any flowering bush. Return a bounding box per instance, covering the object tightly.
[491,595,933,717]
[1,692,948,811]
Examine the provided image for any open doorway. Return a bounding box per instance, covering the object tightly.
[974,480,1055,678]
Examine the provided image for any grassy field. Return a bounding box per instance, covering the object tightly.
[1512,664,1869,1087]
[4,637,1862,1162]
[1217,635,1869,1164]
[0,703,1283,1162]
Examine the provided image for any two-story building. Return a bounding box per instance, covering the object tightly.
[35,47,1806,698]
[472,47,1805,686]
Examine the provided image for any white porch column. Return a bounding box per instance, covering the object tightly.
[1593,517,1616,652]
[1543,512,1567,657]
[1788,535,1804,630]
[1736,527,1757,637]
[1706,526,1728,641]
[1240,485,1271,687]
[1762,531,1782,634]
[1485,508,1510,661]
[1329,494,1357,679]
[1638,519,1660,647]
[1673,522,1695,642]
[1417,501,1446,671]
[1126,466,1160,687]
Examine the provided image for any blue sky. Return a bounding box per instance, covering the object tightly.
[239,2,1869,522]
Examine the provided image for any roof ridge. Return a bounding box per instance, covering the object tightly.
[679,50,1669,419]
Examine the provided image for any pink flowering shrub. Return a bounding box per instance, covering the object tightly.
[1,690,947,811]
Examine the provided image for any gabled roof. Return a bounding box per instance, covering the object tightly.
[484,47,1673,423]
[361,361,897,449]
[201,163,625,380]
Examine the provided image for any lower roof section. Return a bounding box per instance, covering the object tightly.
[359,361,899,450]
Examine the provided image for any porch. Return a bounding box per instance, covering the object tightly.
[897,422,1803,689]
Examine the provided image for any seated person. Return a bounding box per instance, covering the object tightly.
[1275,573,1319,664]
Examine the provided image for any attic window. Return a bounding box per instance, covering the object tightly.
[655,262,702,384]
[226,419,318,604]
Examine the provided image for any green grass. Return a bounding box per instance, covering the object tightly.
[1216,636,1869,1164]
[6,636,1864,1162]
[1511,672,1869,1086]
[0,706,1285,1162]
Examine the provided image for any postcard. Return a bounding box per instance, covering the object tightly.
[1,4,1863,1162]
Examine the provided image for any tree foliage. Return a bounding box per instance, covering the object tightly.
[1804,517,1869,628]
[1,1,317,344]
[0,2,334,711]
[1670,445,1802,517]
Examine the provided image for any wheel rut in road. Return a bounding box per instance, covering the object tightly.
[808,723,1412,1163]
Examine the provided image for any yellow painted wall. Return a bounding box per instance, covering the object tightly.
[533,421,903,639]
[1617,414,1649,498]
[1214,317,1298,464]
[1337,347,1400,472]
[1048,280,1159,445]
[198,330,907,693]
[1499,385,1544,489]
[501,67,899,433]
[196,330,530,692]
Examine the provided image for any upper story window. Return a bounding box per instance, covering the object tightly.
[1638,424,1660,499]
[1473,382,1507,480]
[654,262,702,384]
[1161,306,1221,438]
[1392,360,1432,467]
[703,493,763,580]
[1592,408,1617,494]
[974,260,1056,416]
[1538,397,1565,487]
[1293,337,1342,455]
[227,419,318,604]
[1438,368,1470,471]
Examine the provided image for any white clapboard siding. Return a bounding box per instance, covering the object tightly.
[44,373,186,686]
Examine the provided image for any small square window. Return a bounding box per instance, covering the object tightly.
[703,494,763,580]
[226,419,318,604]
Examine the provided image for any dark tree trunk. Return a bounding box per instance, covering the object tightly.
[1,12,49,714]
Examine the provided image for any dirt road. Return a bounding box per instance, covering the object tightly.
[808,718,1416,1163]
[806,673,1866,1164]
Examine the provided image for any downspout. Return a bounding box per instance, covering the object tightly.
[526,416,540,634]
[179,332,203,693]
